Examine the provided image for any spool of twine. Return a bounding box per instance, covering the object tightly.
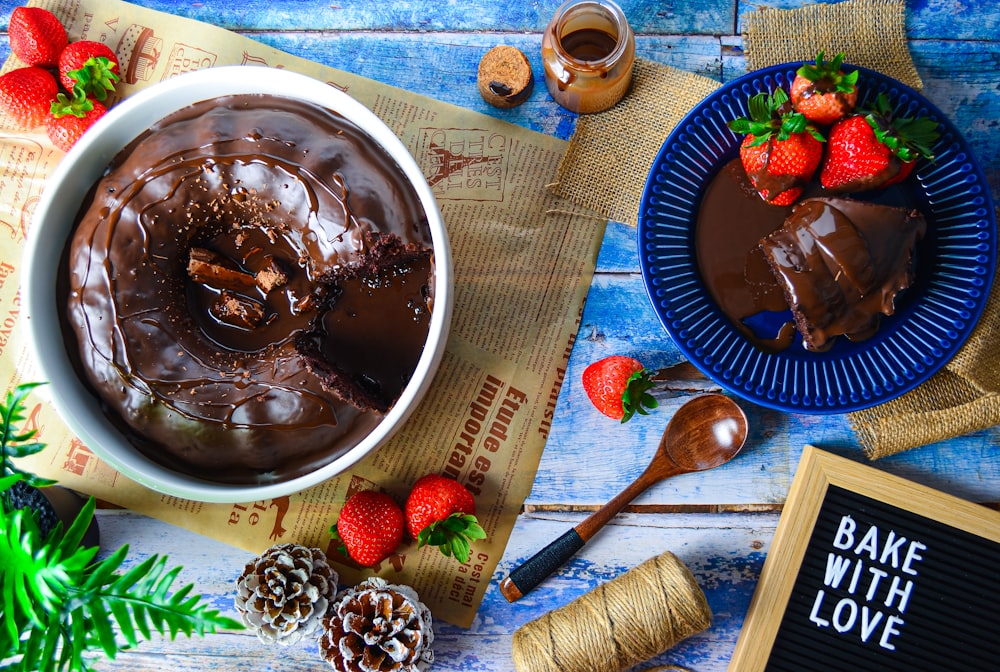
[510,551,711,672]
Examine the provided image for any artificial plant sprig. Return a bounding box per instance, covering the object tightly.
[0,383,244,671]
[0,477,244,672]
[1,381,57,495]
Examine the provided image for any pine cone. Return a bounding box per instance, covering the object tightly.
[320,577,434,671]
[235,543,338,646]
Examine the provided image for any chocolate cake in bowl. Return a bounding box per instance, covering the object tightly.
[23,67,453,503]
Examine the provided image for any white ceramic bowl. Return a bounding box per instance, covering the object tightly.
[22,66,452,503]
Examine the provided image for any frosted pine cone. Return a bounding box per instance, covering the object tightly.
[235,543,338,646]
[320,577,434,671]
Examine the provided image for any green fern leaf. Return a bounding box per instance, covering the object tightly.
[110,598,138,647]
[0,382,56,491]
[81,545,127,590]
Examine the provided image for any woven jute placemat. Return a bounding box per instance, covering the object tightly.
[743,0,922,90]
[548,58,720,227]
[551,0,998,458]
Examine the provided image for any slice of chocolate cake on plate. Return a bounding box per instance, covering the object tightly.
[759,197,926,351]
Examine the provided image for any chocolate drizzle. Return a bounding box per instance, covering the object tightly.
[696,158,926,353]
[761,197,925,351]
[62,94,433,483]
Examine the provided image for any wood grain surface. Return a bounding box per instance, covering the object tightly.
[1,0,998,669]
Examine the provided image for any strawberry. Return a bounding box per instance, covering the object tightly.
[404,474,485,563]
[58,40,121,101]
[0,66,58,129]
[9,6,68,68]
[820,93,940,193]
[727,89,825,206]
[329,490,404,567]
[790,51,858,125]
[46,91,107,151]
[581,355,657,422]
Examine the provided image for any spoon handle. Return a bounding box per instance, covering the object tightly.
[498,528,584,602]
[499,467,671,602]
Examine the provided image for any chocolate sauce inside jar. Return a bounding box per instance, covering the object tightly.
[561,28,618,61]
[541,0,635,113]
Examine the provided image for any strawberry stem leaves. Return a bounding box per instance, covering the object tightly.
[865,93,940,163]
[65,56,119,102]
[728,89,825,146]
[50,88,95,119]
[796,50,859,94]
[416,513,486,564]
[621,369,658,423]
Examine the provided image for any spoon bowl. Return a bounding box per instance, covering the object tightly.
[499,393,748,602]
[662,393,747,472]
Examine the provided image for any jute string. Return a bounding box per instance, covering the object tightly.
[510,551,711,672]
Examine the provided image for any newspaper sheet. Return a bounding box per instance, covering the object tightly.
[0,0,605,627]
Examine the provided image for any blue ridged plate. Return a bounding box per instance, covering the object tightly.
[637,63,996,414]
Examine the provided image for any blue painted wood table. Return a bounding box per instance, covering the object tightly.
[2,0,998,670]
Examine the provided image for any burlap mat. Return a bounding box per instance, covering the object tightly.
[550,0,999,458]
[743,0,922,90]
[548,58,720,227]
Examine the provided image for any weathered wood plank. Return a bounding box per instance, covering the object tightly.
[3,0,990,41]
[208,31,1000,195]
[1,17,996,193]
[14,0,738,35]
[534,267,1000,508]
[90,509,775,672]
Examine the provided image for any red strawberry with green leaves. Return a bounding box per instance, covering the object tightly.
[790,51,858,126]
[46,90,107,152]
[9,6,68,68]
[581,355,657,422]
[727,89,825,206]
[58,40,121,102]
[329,490,404,567]
[404,474,485,563]
[820,93,940,193]
[0,66,59,129]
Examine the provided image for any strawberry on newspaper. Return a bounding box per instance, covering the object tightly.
[329,490,405,567]
[404,474,485,563]
[9,6,68,68]
[727,88,825,206]
[820,92,940,193]
[0,66,59,129]
[581,355,657,422]
[790,51,859,126]
[58,40,121,101]
[46,90,108,152]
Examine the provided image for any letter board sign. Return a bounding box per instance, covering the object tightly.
[730,445,1000,670]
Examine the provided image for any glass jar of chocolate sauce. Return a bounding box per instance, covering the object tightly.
[541,0,635,113]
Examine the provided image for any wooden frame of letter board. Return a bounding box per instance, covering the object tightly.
[729,444,1000,670]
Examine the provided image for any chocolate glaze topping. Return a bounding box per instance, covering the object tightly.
[696,158,925,353]
[62,94,433,483]
[761,197,925,351]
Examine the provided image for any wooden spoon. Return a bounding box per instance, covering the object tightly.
[499,393,748,602]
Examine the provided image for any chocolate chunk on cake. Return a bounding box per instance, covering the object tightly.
[759,197,926,351]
